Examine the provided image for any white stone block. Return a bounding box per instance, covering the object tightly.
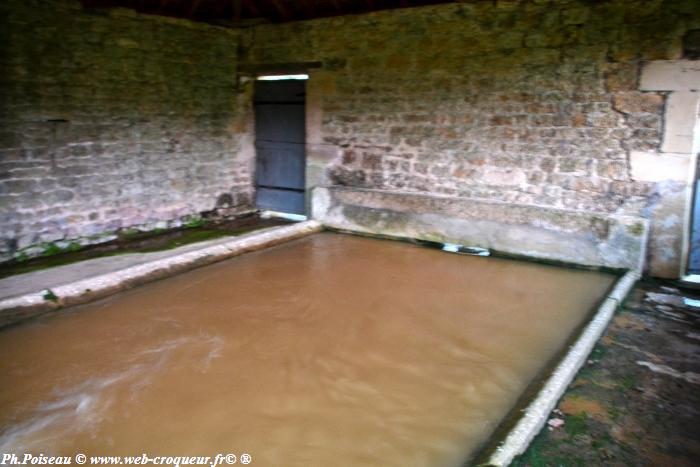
[630,151,694,183]
[662,92,700,154]
[695,114,700,154]
[640,60,700,91]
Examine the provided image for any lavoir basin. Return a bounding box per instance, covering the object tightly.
[0,232,617,466]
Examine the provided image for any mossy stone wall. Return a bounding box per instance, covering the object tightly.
[0,0,252,261]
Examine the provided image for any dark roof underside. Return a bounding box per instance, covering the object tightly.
[82,0,462,26]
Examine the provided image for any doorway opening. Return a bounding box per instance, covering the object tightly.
[687,156,700,276]
[683,98,700,278]
[253,75,307,215]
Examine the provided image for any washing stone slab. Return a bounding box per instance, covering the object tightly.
[0,221,322,328]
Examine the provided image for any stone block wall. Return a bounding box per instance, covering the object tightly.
[243,0,700,277]
[0,0,253,261]
[313,186,649,271]
[2,0,698,276]
[635,60,699,277]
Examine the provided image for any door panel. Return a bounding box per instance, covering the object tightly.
[255,104,305,144]
[688,178,700,274]
[255,143,305,189]
[255,187,305,214]
[254,80,306,214]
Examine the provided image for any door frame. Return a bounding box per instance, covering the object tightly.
[252,75,309,215]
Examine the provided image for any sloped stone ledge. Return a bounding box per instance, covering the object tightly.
[312,186,648,271]
[485,270,640,466]
[0,221,322,329]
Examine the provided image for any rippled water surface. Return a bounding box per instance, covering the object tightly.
[0,233,615,466]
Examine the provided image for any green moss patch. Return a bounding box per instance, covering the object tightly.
[0,215,293,279]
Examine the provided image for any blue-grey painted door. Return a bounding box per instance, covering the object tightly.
[688,175,700,274]
[254,80,306,214]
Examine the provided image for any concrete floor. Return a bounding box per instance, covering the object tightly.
[0,221,323,329]
[0,234,262,301]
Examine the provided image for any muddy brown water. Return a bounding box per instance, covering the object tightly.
[0,233,615,466]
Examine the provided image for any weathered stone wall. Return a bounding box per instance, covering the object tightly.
[635,61,699,277]
[3,0,698,276]
[243,0,700,277]
[313,186,649,271]
[0,0,253,261]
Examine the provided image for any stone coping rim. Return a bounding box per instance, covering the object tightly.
[483,269,639,466]
[0,220,638,466]
[0,221,322,328]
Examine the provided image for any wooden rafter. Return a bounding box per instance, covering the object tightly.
[301,0,315,18]
[271,0,291,20]
[188,0,205,16]
[233,0,242,22]
[242,0,259,17]
[80,0,449,24]
[159,0,173,12]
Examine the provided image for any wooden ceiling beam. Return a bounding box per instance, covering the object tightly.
[232,0,242,22]
[82,0,449,24]
[188,0,205,17]
[242,0,259,17]
[159,0,172,11]
[301,0,316,18]
[271,0,291,20]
